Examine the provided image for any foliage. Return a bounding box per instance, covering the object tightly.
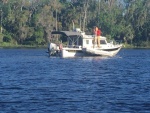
[3,33,12,42]
[0,0,149,47]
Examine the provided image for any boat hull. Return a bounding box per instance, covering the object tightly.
[61,48,84,58]
[83,45,122,57]
[60,45,122,58]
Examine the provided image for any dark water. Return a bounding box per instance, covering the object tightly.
[0,48,150,113]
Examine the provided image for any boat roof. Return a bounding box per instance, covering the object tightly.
[51,31,82,37]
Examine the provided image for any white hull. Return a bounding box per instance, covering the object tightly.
[60,45,122,58]
[83,46,122,57]
[61,48,84,58]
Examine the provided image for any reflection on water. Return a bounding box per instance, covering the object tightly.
[0,49,150,113]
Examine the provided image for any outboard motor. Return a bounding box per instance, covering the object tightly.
[48,43,57,56]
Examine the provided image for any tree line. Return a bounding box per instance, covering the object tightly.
[0,0,149,47]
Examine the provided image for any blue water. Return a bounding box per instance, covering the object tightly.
[0,48,150,113]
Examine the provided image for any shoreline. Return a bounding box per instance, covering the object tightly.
[0,43,150,49]
[0,45,47,49]
[0,45,150,49]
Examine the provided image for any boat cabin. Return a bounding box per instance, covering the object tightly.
[82,33,107,48]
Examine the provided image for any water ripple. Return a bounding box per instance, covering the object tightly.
[0,49,150,113]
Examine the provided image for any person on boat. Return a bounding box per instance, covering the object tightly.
[93,26,98,48]
[59,43,63,50]
[97,27,102,48]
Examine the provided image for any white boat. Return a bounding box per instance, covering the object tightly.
[48,28,122,58]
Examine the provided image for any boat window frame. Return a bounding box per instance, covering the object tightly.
[86,40,89,44]
[100,40,107,44]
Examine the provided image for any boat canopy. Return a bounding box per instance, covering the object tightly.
[51,31,83,47]
[51,31,82,37]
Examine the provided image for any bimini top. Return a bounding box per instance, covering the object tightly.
[51,31,82,37]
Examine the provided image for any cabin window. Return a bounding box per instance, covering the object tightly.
[100,40,106,44]
[86,40,89,44]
